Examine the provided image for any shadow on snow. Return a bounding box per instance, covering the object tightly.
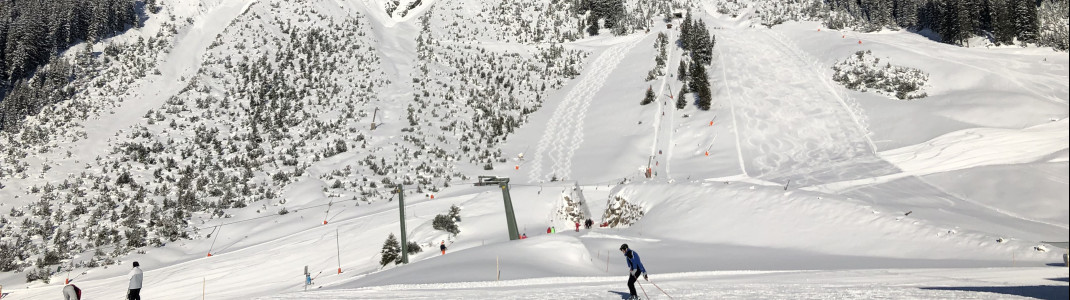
[920,285,1069,300]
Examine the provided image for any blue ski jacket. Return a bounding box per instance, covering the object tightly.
[625,249,646,274]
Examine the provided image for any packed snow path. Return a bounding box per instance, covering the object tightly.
[261,268,1068,300]
[649,23,683,180]
[527,37,642,183]
[716,29,898,187]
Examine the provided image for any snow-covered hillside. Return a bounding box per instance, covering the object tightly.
[0,0,1067,299]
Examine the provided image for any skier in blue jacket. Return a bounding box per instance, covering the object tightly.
[620,244,647,299]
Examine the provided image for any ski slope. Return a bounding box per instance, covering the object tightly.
[81,0,258,174]
[716,28,894,188]
[1,0,1067,299]
[263,268,1067,299]
[526,36,645,183]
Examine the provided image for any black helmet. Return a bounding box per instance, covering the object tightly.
[619,243,629,251]
[133,261,139,267]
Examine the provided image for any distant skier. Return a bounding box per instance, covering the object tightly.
[546,227,552,234]
[619,244,647,300]
[521,233,528,239]
[440,240,447,255]
[551,226,556,233]
[575,222,580,232]
[62,284,81,300]
[585,218,593,229]
[128,261,143,300]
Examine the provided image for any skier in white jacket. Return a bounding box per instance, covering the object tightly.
[128,261,143,300]
[62,284,80,300]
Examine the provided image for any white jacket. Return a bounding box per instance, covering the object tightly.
[63,284,79,300]
[129,267,144,289]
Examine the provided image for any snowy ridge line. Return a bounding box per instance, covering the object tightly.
[354,270,797,291]
[763,29,878,154]
[529,36,642,183]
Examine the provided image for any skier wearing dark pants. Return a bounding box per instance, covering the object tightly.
[128,261,143,300]
[620,244,647,299]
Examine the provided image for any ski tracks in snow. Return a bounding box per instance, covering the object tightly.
[81,0,259,155]
[717,29,896,187]
[527,38,642,183]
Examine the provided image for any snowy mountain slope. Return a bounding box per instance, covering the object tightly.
[714,28,891,188]
[0,0,1068,299]
[76,0,259,164]
[2,0,628,291]
[521,34,646,184]
[772,21,1069,148]
[4,180,1065,299]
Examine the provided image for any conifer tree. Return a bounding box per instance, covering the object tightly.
[692,20,714,65]
[0,0,142,132]
[894,0,919,29]
[1013,0,1039,43]
[1037,0,1069,50]
[641,86,655,105]
[680,9,693,50]
[940,0,968,44]
[587,14,601,36]
[992,0,1017,45]
[678,60,688,81]
[675,86,687,109]
[379,233,401,267]
[689,63,712,111]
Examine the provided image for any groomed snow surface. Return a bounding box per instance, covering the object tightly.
[2,0,1068,299]
[272,269,1067,299]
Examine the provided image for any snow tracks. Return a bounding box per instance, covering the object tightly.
[718,29,897,187]
[81,0,258,154]
[527,38,641,183]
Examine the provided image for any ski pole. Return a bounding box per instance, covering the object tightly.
[637,279,650,300]
[648,279,674,299]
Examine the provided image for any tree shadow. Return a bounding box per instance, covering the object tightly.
[1047,277,1068,283]
[906,28,942,43]
[1045,263,1067,267]
[920,285,1068,300]
[608,290,631,299]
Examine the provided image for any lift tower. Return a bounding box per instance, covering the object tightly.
[475,176,520,240]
